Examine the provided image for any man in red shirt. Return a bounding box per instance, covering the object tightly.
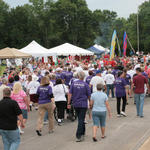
[132,67,149,117]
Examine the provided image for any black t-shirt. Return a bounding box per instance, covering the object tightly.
[0,97,22,130]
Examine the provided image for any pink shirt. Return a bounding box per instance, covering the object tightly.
[11,90,27,110]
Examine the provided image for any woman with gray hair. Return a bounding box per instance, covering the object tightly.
[90,83,111,142]
[68,71,91,142]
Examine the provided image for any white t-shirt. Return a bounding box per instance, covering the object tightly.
[90,76,105,93]
[27,81,40,94]
[75,67,83,73]
[53,84,68,102]
[127,70,136,79]
[104,74,115,84]
[134,64,140,71]
[20,74,27,87]
[101,70,107,80]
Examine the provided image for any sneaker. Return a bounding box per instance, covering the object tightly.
[117,114,121,117]
[44,121,48,125]
[84,120,88,124]
[49,130,54,134]
[76,136,84,142]
[76,138,82,142]
[121,111,127,117]
[19,130,24,134]
[19,127,24,134]
[35,107,38,110]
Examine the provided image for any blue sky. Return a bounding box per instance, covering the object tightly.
[4,0,147,18]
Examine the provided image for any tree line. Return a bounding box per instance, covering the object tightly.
[0,0,150,54]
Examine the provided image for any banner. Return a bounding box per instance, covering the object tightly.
[110,30,117,60]
[123,31,127,57]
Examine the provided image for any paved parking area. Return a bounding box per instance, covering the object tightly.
[1,97,150,150]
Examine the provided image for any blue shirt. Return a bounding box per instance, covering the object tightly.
[91,91,108,112]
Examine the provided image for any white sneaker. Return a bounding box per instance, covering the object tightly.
[121,111,127,117]
[19,129,24,134]
[58,119,62,123]
[44,121,48,125]
[117,114,121,117]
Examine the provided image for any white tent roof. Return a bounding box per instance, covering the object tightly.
[49,43,94,56]
[20,41,55,57]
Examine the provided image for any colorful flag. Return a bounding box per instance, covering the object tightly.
[123,32,127,57]
[110,30,117,60]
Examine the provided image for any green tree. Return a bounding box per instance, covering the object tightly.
[0,0,9,49]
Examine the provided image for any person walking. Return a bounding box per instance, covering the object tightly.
[0,88,24,150]
[36,76,55,136]
[53,78,68,125]
[11,82,30,134]
[90,70,106,93]
[68,71,91,142]
[27,75,40,111]
[115,71,128,117]
[90,84,111,142]
[0,79,9,101]
[104,69,115,98]
[132,67,149,117]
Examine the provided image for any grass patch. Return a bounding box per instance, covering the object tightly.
[0,66,6,77]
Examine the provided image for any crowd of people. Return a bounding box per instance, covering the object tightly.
[0,54,150,149]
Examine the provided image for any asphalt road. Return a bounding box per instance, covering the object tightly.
[1,97,150,150]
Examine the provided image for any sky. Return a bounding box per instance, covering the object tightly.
[4,0,148,18]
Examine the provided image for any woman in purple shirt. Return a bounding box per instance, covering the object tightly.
[36,76,55,136]
[68,71,91,142]
[85,70,93,85]
[115,71,128,117]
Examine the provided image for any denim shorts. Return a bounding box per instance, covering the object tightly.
[21,109,28,119]
[92,111,106,127]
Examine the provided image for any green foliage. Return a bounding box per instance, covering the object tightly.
[0,65,6,76]
[0,0,149,54]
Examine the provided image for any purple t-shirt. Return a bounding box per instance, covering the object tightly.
[64,71,73,86]
[70,80,91,108]
[7,83,14,90]
[51,80,56,86]
[115,77,127,97]
[38,75,43,83]
[56,73,65,80]
[112,69,119,78]
[142,72,148,79]
[86,75,93,85]
[93,69,97,76]
[37,85,52,104]
[125,74,131,85]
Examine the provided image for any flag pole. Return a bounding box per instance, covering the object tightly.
[116,36,121,56]
[127,36,135,54]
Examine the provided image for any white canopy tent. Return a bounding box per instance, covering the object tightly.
[94,44,105,51]
[94,44,110,53]
[20,41,56,57]
[49,43,94,56]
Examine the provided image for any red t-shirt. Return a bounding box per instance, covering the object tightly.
[133,74,148,94]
